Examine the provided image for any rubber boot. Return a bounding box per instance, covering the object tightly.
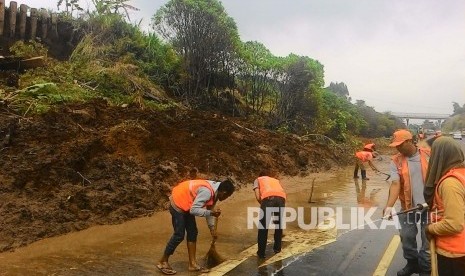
[397,259,420,276]
[353,164,359,178]
[361,170,369,180]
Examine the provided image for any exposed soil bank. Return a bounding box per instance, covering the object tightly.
[0,100,351,252]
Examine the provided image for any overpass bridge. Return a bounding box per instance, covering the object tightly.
[390,112,451,126]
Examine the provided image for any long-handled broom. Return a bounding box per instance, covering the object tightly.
[430,238,438,276]
[204,217,226,268]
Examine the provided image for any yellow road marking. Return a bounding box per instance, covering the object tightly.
[204,228,337,275]
[373,235,400,276]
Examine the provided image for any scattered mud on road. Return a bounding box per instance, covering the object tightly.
[0,159,395,275]
[0,99,351,253]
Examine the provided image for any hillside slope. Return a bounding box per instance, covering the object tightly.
[0,99,351,252]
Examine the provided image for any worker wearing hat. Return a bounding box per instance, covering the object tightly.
[353,143,380,180]
[383,129,431,276]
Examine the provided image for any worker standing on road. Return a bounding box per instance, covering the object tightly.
[157,179,235,275]
[424,137,465,276]
[253,172,286,259]
[354,143,380,180]
[383,129,431,276]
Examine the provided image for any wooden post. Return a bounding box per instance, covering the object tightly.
[30,8,37,40]
[40,9,48,40]
[307,178,316,203]
[9,1,17,38]
[0,0,5,36]
[19,4,26,40]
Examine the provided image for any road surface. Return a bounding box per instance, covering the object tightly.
[0,139,463,275]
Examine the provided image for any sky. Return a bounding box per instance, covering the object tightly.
[23,0,465,115]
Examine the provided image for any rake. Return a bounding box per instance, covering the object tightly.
[377,171,391,181]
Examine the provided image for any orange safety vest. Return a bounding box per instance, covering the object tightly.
[171,180,215,212]
[257,176,286,200]
[355,151,373,162]
[431,168,465,254]
[391,148,430,210]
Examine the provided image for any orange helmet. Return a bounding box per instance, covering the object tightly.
[363,143,375,151]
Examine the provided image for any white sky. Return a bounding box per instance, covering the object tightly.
[23,0,465,114]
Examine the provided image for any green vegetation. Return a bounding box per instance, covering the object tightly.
[0,0,407,141]
[443,102,465,132]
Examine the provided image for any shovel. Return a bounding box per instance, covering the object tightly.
[204,217,226,268]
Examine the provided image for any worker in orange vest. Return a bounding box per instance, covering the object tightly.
[253,172,287,259]
[383,129,431,276]
[424,137,465,276]
[157,179,235,275]
[354,143,380,180]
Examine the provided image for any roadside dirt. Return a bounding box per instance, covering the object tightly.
[0,99,351,252]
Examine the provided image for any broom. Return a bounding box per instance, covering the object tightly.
[430,238,438,276]
[204,216,226,268]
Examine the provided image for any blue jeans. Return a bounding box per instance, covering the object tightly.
[163,205,198,256]
[398,210,431,272]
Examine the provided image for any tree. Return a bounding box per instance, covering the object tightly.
[236,41,278,113]
[57,0,83,16]
[326,82,350,100]
[152,0,240,103]
[91,0,139,20]
[319,88,365,141]
[271,54,324,133]
[276,56,312,121]
[355,102,402,137]
[452,102,465,116]
[57,0,139,20]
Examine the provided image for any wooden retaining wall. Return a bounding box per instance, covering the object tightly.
[0,0,79,59]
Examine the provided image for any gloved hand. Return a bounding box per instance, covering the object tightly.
[383,207,394,220]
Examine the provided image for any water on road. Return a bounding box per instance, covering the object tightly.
[0,155,396,276]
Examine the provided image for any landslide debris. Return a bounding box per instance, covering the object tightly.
[0,99,351,252]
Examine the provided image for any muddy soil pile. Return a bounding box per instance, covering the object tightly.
[0,99,349,252]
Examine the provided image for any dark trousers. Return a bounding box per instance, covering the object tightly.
[257,196,285,257]
[398,211,430,271]
[437,254,465,276]
[163,205,198,256]
[353,162,367,179]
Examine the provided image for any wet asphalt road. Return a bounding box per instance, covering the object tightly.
[1,139,463,276]
[259,221,399,276]
[221,155,398,276]
[223,138,465,276]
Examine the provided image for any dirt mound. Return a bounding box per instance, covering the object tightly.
[0,99,348,252]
